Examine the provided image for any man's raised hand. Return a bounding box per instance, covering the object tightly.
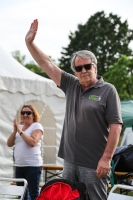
[25,19,38,44]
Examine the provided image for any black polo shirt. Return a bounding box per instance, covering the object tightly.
[58,71,122,168]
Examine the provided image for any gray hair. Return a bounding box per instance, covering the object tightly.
[70,50,97,72]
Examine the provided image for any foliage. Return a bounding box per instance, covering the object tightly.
[12,50,26,65]
[103,55,133,100]
[25,62,49,78]
[59,11,133,75]
[11,50,54,79]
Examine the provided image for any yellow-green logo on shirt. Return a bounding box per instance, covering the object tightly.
[89,95,101,101]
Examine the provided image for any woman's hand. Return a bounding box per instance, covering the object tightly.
[14,119,22,134]
[13,119,17,133]
[7,119,19,147]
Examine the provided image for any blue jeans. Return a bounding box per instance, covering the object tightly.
[62,160,110,200]
[15,166,42,200]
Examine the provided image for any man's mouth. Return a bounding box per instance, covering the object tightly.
[81,74,90,78]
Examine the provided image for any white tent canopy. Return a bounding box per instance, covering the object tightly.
[0,45,65,180]
[0,45,64,97]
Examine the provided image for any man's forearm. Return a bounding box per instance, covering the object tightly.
[26,42,62,85]
[102,124,122,160]
[26,42,51,64]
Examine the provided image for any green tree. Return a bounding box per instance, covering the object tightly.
[103,55,133,100]
[24,55,58,79]
[12,50,59,79]
[25,62,49,79]
[59,11,133,75]
[12,50,26,65]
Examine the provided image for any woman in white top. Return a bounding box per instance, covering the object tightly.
[7,105,44,200]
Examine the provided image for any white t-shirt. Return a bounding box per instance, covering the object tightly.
[14,122,44,166]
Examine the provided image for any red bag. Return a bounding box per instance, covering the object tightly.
[36,178,90,200]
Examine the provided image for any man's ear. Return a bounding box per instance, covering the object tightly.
[95,65,98,73]
[74,72,77,76]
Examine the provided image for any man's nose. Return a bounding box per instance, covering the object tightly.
[81,66,87,72]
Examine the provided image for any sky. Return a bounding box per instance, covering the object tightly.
[0,0,133,64]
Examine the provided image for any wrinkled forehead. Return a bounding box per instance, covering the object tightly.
[74,56,92,65]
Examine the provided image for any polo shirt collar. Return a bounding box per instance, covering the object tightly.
[93,75,105,88]
[78,75,105,89]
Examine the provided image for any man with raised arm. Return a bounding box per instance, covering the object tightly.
[25,19,122,200]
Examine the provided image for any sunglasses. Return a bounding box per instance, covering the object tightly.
[21,111,33,115]
[74,63,94,72]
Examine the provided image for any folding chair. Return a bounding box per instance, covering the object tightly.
[112,144,133,188]
[0,177,27,200]
[111,156,133,194]
[108,184,133,200]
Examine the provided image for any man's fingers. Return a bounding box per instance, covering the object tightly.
[96,168,110,178]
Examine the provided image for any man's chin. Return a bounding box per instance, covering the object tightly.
[81,77,91,82]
